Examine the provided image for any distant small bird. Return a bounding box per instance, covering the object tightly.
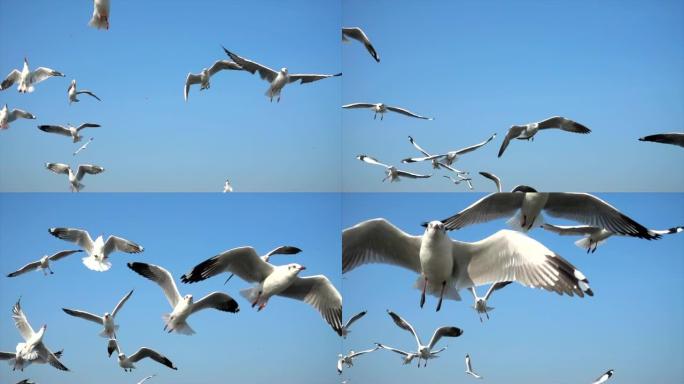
[592,369,614,384]
[223,47,341,102]
[15,380,35,384]
[340,310,367,339]
[403,134,496,165]
[464,354,482,379]
[443,175,473,190]
[638,132,684,148]
[136,374,156,384]
[45,163,105,192]
[469,282,512,322]
[342,103,433,120]
[0,104,35,130]
[89,0,110,30]
[342,27,380,62]
[223,179,233,193]
[7,250,83,277]
[62,290,134,339]
[498,116,591,157]
[68,80,101,104]
[541,223,683,253]
[356,155,431,183]
[39,123,101,143]
[337,346,379,374]
[374,343,419,365]
[406,136,469,175]
[73,137,94,156]
[107,339,177,372]
[1,58,64,93]
[184,59,243,101]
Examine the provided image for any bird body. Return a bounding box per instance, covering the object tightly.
[48,227,143,271]
[68,80,101,104]
[1,58,64,93]
[90,0,110,30]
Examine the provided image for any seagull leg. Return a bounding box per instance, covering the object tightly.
[374,113,377,120]
[251,291,263,308]
[436,281,446,312]
[420,277,428,308]
[224,274,235,285]
[277,96,281,103]
[521,215,527,228]
[381,114,384,121]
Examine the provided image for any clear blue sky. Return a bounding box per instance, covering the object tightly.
[341,193,684,383]
[342,0,684,192]
[0,193,343,383]
[0,0,342,192]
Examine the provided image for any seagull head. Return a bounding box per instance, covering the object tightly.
[184,294,194,303]
[423,220,446,234]
[103,312,111,320]
[286,263,306,274]
[281,67,288,74]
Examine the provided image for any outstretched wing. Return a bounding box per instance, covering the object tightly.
[75,164,104,181]
[498,125,526,157]
[38,125,71,137]
[478,172,502,192]
[127,262,182,308]
[30,67,64,84]
[342,27,380,62]
[49,249,83,261]
[112,289,135,317]
[396,169,431,179]
[76,90,101,101]
[387,310,422,348]
[8,108,35,121]
[439,193,524,230]
[288,72,342,84]
[222,47,278,82]
[7,261,41,277]
[208,60,243,76]
[343,310,367,329]
[128,348,177,370]
[62,308,104,325]
[180,246,274,284]
[76,123,101,131]
[12,299,35,341]
[483,281,512,301]
[454,133,496,155]
[541,223,598,236]
[103,235,143,256]
[342,102,377,110]
[537,116,591,134]
[386,105,432,120]
[427,326,463,350]
[1,69,21,90]
[190,292,239,314]
[49,227,95,253]
[279,275,343,335]
[356,155,390,169]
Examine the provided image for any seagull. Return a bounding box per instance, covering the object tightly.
[136,374,156,384]
[7,250,83,277]
[1,58,64,93]
[592,369,614,384]
[638,132,684,148]
[443,175,473,190]
[374,343,419,365]
[356,155,432,183]
[0,104,36,130]
[10,299,69,371]
[403,134,496,165]
[128,262,239,334]
[68,79,100,104]
[465,354,482,379]
[107,338,177,372]
[342,103,433,120]
[498,116,591,157]
[224,245,302,284]
[89,0,110,30]
[340,310,367,339]
[45,163,105,192]
[0,349,63,372]
[222,47,341,102]
[38,123,101,143]
[15,380,35,384]
[48,227,144,271]
[180,246,343,335]
[469,282,512,322]
[406,136,470,174]
[479,171,502,192]
[385,310,463,368]
[337,346,379,374]
[343,219,593,311]
[342,27,380,62]
[439,192,660,240]
[223,179,233,193]
[184,59,243,101]
[62,290,134,338]
[541,224,683,253]
[73,137,94,156]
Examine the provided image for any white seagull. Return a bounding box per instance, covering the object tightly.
[0,104,35,130]
[223,179,233,193]
[68,80,101,104]
[443,175,473,190]
[465,354,482,379]
[89,0,110,30]
[224,245,302,284]
[337,346,379,374]
[48,227,144,271]
[223,47,341,102]
[342,103,432,120]
[374,343,419,365]
[184,59,243,101]
[39,123,101,143]
[592,369,614,384]
[180,246,343,335]
[1,58,64,93]
[356,155,432,183]
[342,27,380,62]
[498,116,591,157]
[541,224,683,253]
[469,282,512,322]
[62,290,134,338]
[403,134,496,165]
[136,374,156,384]
[406,136,469,175]
[343,219,593,311]
[385,310,463,368]
[73,137,94,156]
[340,310,367,339]
[45,162,105,192]
[439,192,660,240]
[638,132,684,148]
[7,250,83,277]
[107,339,177,372]
[128,262,239,335]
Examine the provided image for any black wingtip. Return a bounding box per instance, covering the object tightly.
[420,222,429,228]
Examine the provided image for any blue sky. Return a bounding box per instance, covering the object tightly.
[0,0,342,192]
[341,193,684,383]
[342,0,684,192]
[0,193,342,383]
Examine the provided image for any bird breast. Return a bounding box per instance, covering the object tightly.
[262,269,297,296]
[419,231,453,282]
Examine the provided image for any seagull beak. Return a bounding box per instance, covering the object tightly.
[299,266,307,271]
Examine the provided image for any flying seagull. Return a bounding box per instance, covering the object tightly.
[224,245,302,284]
[10,299,69,371]
[39,123,101,143]
[337,346,379,374]
[222,47,341,102]
[107,339,177,372]
[465,354,482,379]
[541,224,682,253]
[469,282,512,322]
[385,310,463,368]
[498,116,591,157]
[638,132,684,148]
[342,27,380,62]
[127,262,239,335]
[184,59,243,101]
[0,349,63,373]
[592,369,614,384]
[443,175,473,190]
[223,179,233,193]
[73,137,94,156]
[45,163,105,192]
[340,310,367,339]
[136,374,156,384]
[374,343,419,365]
[89,0,110,30]
[62,290,134,338]
[438,192,661,240]
[0,104,35,130]
[342,103,432,120]
[356,155,431,183]
[48,227,144,271]
[406,136,470,175]
[7,250,83,277]
[343,219,593,311]
[403,134,496,165]
[1,58,64,93]
[15,380,35,384]
[68,80,100,104]
[180,246,343,335]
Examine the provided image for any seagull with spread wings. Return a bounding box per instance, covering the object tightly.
[403,134,496,166]
[45,163,105,192]
[62,290,134,339]
[541,223,682,253]
[342,27,380,62]
[406,136,469,175]
[48,227,144,271]
[224,245,301,283]
[340,310,367,339]
[68,80,101,104]
[1,58,64,93]
[107,339,177,372]
[7,250,82,278]
[356,155,432,183]
[374,343,418,365]
[0,104,35,130]
[498,116,591,157]
[342,103,433,120]
[39,123,101,143]
[469,281,512,322]
[337,346,379,374]
[465,354,483,379]
[184,59,243,101]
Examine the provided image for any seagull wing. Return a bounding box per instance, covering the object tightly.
[395,169,431,179]
[76,123,101,131]
[356,155,390,168]
[36,343,68,371]
[408,135,432,157]
[222,47,278,82]
[30,67,64,84]
[1,69,21,90]
[208,60,243,76]
[385,105,432,120]
[483,281,513,300]
[342,218,422,274]
[342,102,377,109]
[386,310,422,348]
[45,163,71,175]
[75,164,104,181]
[279,275,343,335]
[107,338,120,357]
[48,249,83,261]
[103,235,143,256]
[12,300,35,341]
[61,308,104,325]
[337,357,343,374]
[263,245,302,261]
[184,73,202,101]
[48,227,95,254]
[440,193,524,230]
[190,292,239,314]
[348,346,379,358]
[537,116,591,133]
[38,125,72,137]
[342,27,380,62]
[478,172,502,192]
[137,375,156,384]
[639,133,684,147]
[454,133,497,155]
[76,90,101,101]
[498,125,526,157]
[288,72,342,84]
[128,348,177,370]
[375,343,412,357]
[541,223,598,236]
[343,310,367,329]
[181,246,274,284]
[127,262,182,308]
[7,261,42,277]
[111,289,134,317]
[8,109,35,121]
[427,326,463,350]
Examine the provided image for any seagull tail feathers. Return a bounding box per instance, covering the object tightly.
[162,314,195,335]
[89,14,108,29]
[506,211,545,232]
[99,326,118,338]
[574,237,606,252]
[239,286,260,303]
[82,256,112,272]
